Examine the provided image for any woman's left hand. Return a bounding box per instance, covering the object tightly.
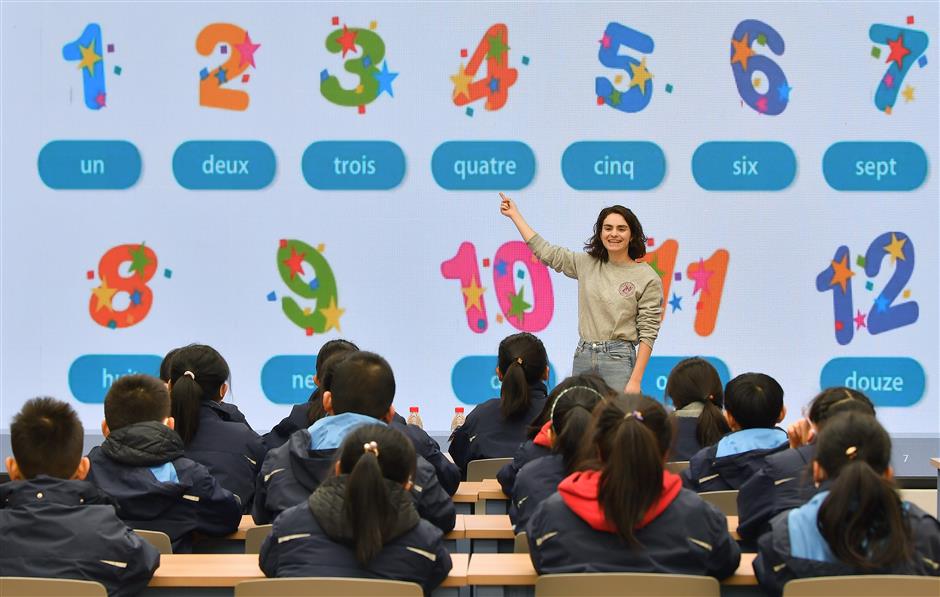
[624,380,642,394]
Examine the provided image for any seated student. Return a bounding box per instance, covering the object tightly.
[737,387,875,543]
[253,352,455,532]
[166,344,267,511]
[260,424,452,595]
[754,412,940,596]
[86,374,242,552]
[1,398,160,596]
[527,394,740,578]
[496,374,613,496]
[665,357,730,461]
[449,332,550,478]
[510,384,606,532]
[683,372,789,492]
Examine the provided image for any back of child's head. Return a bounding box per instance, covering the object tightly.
[723,372,784,429]
[526,373,614,439]
[329,351,395,420]
[316,339,359,376]
[665,357,730,448]
[167,344,229,445]
[815,412,911,569]
[336,424,417,565]
[159,346,181,382]
[808,387,875,428]
[306,341,360,426]
[591,394,672,546]
[497,332,549,420]
[104,374,171,431]
[550,385,607,473]
[10,397,84,479]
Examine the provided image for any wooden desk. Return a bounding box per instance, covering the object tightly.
[460,514,742,542]
[454,481,484,503]
[727,515,740,540]
[226,515,255,541]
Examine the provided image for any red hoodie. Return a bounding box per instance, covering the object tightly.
[557,469,682,533]
[533,421,553,448]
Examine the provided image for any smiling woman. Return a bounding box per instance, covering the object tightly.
[500,194,663,393]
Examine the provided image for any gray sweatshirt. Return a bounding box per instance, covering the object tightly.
[527,234,663,348]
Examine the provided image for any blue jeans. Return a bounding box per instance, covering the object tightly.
[572,340,636,392]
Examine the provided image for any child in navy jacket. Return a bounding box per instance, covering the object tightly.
[260,423,452,595]
[86,374,241,552]
[450,333,550,478]
[683,372,789,492]
[1,398,159,596]
[164,344,266,511]
[754,412,940,596]
[737,387,875,543]
[664,357,730,461]
[253,352,455,532]
[527,394,740,578]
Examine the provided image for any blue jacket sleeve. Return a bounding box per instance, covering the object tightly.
[422,534,454,596]
[753,526,789,597]
[190,463,242,537]
[109,528,161,597]
[701,503,741,580]
[258,524,280,577]
[447,426,471,478]
[413,457,456,532]
[400,423,460,495]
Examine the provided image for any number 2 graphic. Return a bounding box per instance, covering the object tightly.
[197,23,260,111]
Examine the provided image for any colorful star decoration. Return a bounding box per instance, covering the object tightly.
[688,259,714,295]
[730,33,755,71]
[902,85,915,102]
[319,297,345,332]
[128,243,152,278]
[337,25,358,57]
[283,247,306,279]
[91,277,118,312]
[668,293,683,313]
[883,232,908,264]
[373,60,398,97]
[853,310,867,330]
[235,32,261,69]
[77,39,102,75]
[507,286,531,322]
[628,57,652,95]
[450,63,472,100]
[462,277,486,311]
[886,33,911,69]
[829,254,855,294]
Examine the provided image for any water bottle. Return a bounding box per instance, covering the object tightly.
[450,407,465,432]
[407,406,423,429]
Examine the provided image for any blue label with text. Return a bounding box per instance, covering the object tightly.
[431,141,535,190]
[261,355,319,404]
[172,141,276,190]
[692,141,795,191]
[822,142,926,191]
[38,140,141,190]
[302,141,405,190]
[642,356,732,406]
[69,354,162,403]
[820,357,924,407]
[451,356,556,405]
[561,141,665,190]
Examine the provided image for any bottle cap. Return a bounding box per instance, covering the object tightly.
[455,407,464,413]
[409,406,419,412]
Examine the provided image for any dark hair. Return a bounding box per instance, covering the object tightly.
[497,333,549,420]
[808,387,875,428]
[592,394,672,546]
[330,351,395,420]
[168,344,230,445]
[584,205,647,262]
[551,386,606,473]
[526,373,615,439]
[11,397,84,479]
[666,357,730,448]
[104,374,171,431]
[816,413,912,569]
[723,372,784,429]
[306,340,360,425]
[159,347,181,381]
[336,424,417,565]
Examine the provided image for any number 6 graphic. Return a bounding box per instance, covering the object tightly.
[730,20,789,115]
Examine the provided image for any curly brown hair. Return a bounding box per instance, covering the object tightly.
[584,205,647,261]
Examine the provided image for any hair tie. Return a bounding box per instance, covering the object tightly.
[845,446,858,459]
[363,441,379,457]
[515,357,523,366]
[183,371,196,380]
[624,410,644,422]
[549,386,606,419]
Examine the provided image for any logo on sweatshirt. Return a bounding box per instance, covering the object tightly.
[619,281,636,297]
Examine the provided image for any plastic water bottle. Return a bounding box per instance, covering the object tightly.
[450,407,465,432]
[407,406,423,429]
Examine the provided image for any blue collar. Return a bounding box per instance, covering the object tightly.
[308,412,386,450]
[788,491,836,562]
[715,427,787,458]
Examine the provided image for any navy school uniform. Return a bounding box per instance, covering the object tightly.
[86,421,242,552]
[526,469,741,578]
[496,421,552,497]
[754,491,940,596]
[184,400,267,512]
[682,427,789,492]
[0,477,160,597]
[509,453,565,533]
[252,413,456,532]
[391,418,461,496]
[736,444,819,543]
[448,382,548,478]
[262,402,310,449]
[260,475,452,596]
[669,403,723,461]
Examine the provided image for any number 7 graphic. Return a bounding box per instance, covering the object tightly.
[870,23,928,114]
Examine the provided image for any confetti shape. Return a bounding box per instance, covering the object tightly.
[303,307,312,316]
[756,33,767,46]
[306,327,314,336]
[279,239,288,248]
[482,258,490,267]
[903,289,911,298]
[753,77,762,88]
[358,104,366,114]
[596,96,605,105]
[521,56,529,65]
[130,290,142,305]
[242,74,250,82]
[369,20,377,30]
[355,84,364,94]
[856,255,866,267]
[200,67,209,80]
[835,320,844,331]
[163,268,172,278]
[871,46,882,59]
[865,281,874,291]
[516,270,525,280]
[884,105,892,115]
[884,74,894,87]
[496,313,504,324]
[107,43,114,53]
[320,69,329,82]
[918,55,927,68]
[646,238,655,247]
[696,301,703,311]
[907,16,914,24]
[460,48,468,58]
[316,243,325,253]
[107,320,117,329]
[220,45,227,54]
[489,78,499,92]
[614,75,623,85]
[465,107,474,117]
[477,318,486,331]
[266,291,277,302]
[665,83,673,93]
[113,65,122,75]
[86,270,95,280]
[332,16,339,25]
[674,272,681,281]
[309,278,320,290]
[363,55,372,68]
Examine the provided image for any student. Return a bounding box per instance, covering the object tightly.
[526,394,740,577]
[167,344,267,511]
[496,374,613,496]
[754,412,940,595]
[1,398,160,596]
[260,424,452,595]
[86,374,242,552]
[665,357,730,461]
[449,332,550,477]
[263,339,359,448]
[510,384,606,532]
[683,372,789,492]
[737,387,875,543]
[253,352,455,532]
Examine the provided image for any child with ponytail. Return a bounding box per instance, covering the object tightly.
[665,357,730,461]
[260,424,452,595]
[449,332,550,477]
[754,412,940,595]
[527,394,740,578]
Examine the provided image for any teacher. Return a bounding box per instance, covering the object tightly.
[500,193,663,393]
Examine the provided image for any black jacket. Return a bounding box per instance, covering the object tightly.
[259,475,452,595]
[682,427,789,492]
[448,382,548,478]
[184,400,267,512]
[754,493,940,596]
[736,444,818,543]
[0,477,160,596]
[497,439,552,497]
[262,403,310,449]
[86,421,242,552]
[391,419,460,496]
[509,454,565,533]
[252,428,456,532]
[670,415,706,461]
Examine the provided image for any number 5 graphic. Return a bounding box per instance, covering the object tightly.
[595,23,654,113]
